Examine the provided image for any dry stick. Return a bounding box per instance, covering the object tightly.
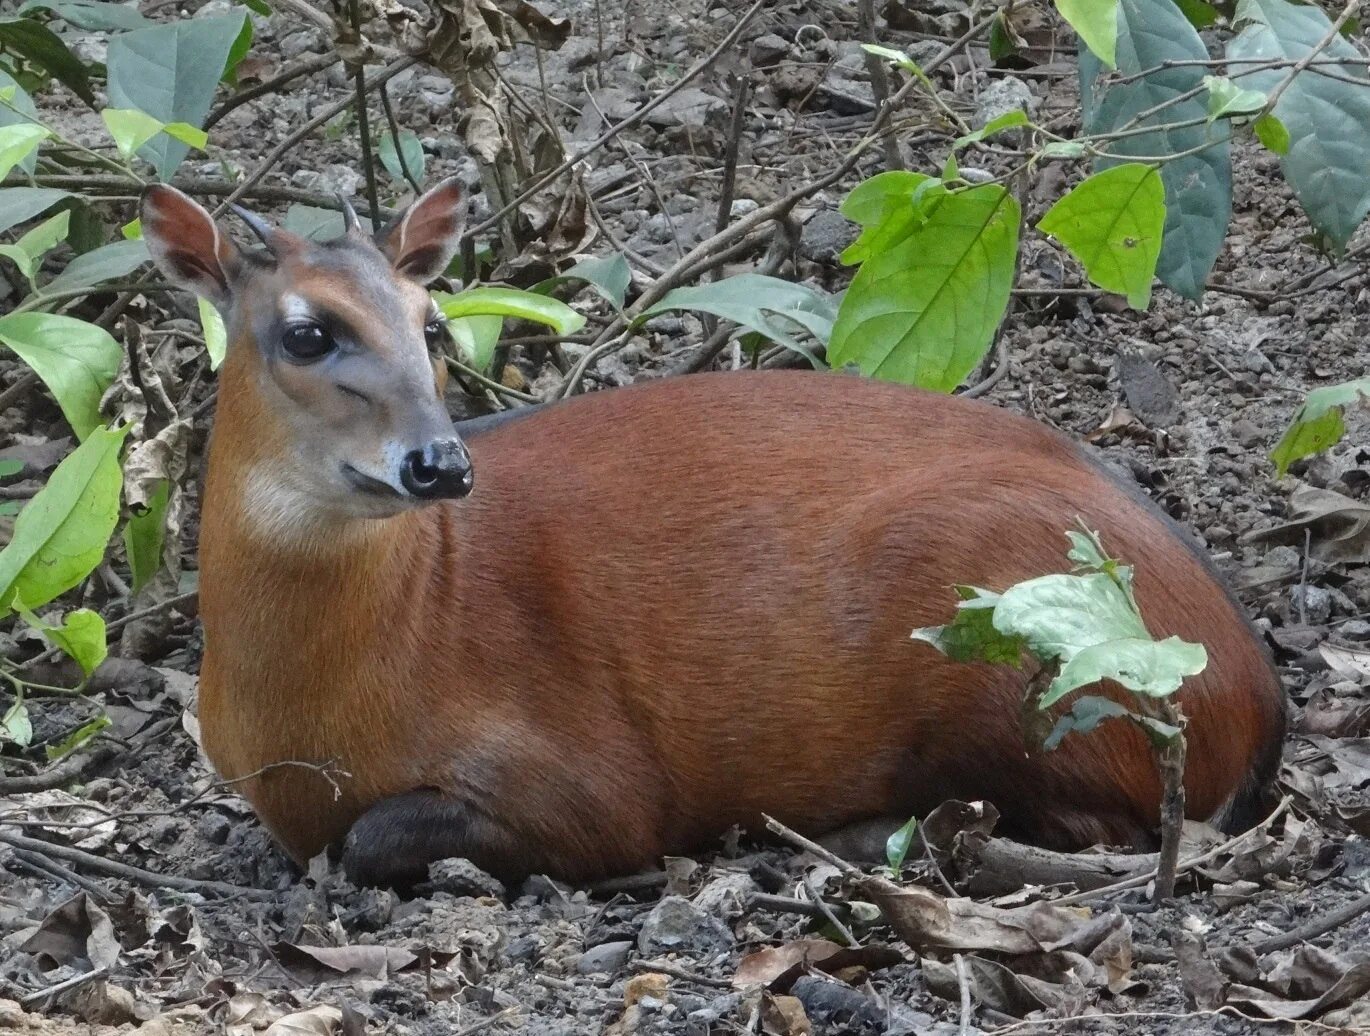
[558,13,997,397]
[348,0,383,234]
[17,966,110,1010]
[1151,700,1187,902]
[0,371,38,413]
[954,953,973,1036]
[212,55,419,219]
[0,743,117,794]
[0,830,273,899]
[804,871,861,949]
[1253,888,1370,954]
[379,78,422,193]
[10,848,115,905]
[204,52,341,130]
[463,0,768,244]
[858,0,902,171]
[1052,795,1293,907]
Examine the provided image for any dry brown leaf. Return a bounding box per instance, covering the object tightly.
[276,943,418,979]
[1229,961,1370,1020]
[19,893,120,970]
[264,1006,343,1036]
[1243,483,1370,564]
[1320,643,1370,682]
[1172,931,1227,1010]
[761,993,811,1036]
[733,939,903,992]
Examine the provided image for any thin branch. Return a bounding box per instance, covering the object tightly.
[204,52,341,130]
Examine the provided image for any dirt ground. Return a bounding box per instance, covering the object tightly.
[2,1,1370,1034]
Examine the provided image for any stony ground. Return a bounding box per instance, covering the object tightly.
[2,1,1370,1034]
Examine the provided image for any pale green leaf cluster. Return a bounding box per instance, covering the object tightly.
[1270,379,1370,476]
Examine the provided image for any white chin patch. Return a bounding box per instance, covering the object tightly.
[241,464,401,546]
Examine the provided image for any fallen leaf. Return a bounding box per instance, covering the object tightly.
[733,939,904,992]
[1243,483,1370,565]
[276,943,418,980]
[19,894,120,970]
[1172,931,1226,1009]
[264,1006,343,1036]
[1230,961,1370,1020]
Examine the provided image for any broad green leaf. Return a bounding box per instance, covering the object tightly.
[283,203,344,240]
[0,459,22,479]
[1064,526,1134,602]
[993,572,1149,663]
[163,122,208,149]
[1271,378,1370,475]
[0,187,72,235]
[0,69,41,177]
[885,817,918,871]
[1253,113,1290,155]
[828,184,1019,391]
[1038,163,1165,309]
[43,238,149,294]
[1229,0,1370,249]
[0,16,95,105]
[989,13,1017,62]
[1057,0,1118,67]
[198,296,227,369]
[639,274,837,364]
[436,286,586,336]
[1042,695,1132,750]
[535,253,632,311]
[860,43,919,74]
[222,15,253,85]
[236,0,272,14]
[45,713,111,761]
[18,1,150,31]
[953,109,1029,149]
[0,312,122,440]
[1174,0,1220,29]
[0,123,50,181]
[378,127,425,183]
[2,699,32,746]
[446,314,503,371]
[102,107,165,160]
[106,12,248,178]
[18,604,107,677]
[0,424,129,613]
[1038,140,1087,159]
[0,208,69,284]
[913,586,1027,666]
[1202,75,1265,121]
[839,170,937,265]
[1080,0,1232,300]
[123,478,168,594]
[1041,635,1208,707]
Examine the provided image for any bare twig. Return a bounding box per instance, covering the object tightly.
[955,953,973,1036]
[858,0,902,171]
[1253,888,1370,954]
[204,52,341,130]
[1260,0,1361,118]
[18,966,109,1009]
[380,79,422,193]
[0,743,117,794]
[347,0,383,233]
[804,872,861,948]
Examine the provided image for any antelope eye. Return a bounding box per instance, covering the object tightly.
[424,318,449,351]
[282,322,334,361]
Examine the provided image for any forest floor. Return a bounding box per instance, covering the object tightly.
[2,1,1370,1034]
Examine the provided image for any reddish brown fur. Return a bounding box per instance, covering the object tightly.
[199,363,1286,880]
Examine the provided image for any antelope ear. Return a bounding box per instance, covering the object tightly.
[377,177,466,284]
[140,185,241,307]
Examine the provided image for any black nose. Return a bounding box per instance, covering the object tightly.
[400,439,473,499]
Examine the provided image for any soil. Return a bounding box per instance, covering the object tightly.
[2,1,1369,1035]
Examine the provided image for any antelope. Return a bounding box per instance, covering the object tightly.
[140,179,1286,888]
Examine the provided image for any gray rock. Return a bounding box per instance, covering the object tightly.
[416,858,506,899]
[800,209,858,263]
[278,27,326,59]
[692,872,759,921]
[791,975,883,1034]
[637,896,733,957]
[576,939,633,975]
[644,88,726,130]
[972,75,1036,131]
[749,33,790,67]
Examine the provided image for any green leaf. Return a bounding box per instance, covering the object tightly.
[123,478,168,594]
[0,188,71,236]
[1271,378,1370,475]
[0,16,95,105]
[163,121,208,149]
[953,109,1029,149]
[2,699,32,747]
[535,253,632,312]
[0,123,50,181]
[838,170,937,266]
[0,459,23,479]
[1057,0,1119,67]
[198,296,227,370]
[0,208,68,284]
[1042,635,1208,707]
[1042,695,1132,750]
[106,12,248,178]
[1174,0,1220,29]
[860,43,919,74]
[0,424,129,614]
[0,69,41,177]
[45,713,110,761]
[639,273,837,364]
[1202,75,1266,121]
[1253,112,1290,155]
[0,312,122,440]
[19,1,150,31]
[102,107,165,160]
[283,203,344,240]
[377,127,425,183]
[993,572,1149,663]
[43,238,149,294]
[1038,163,1165,309]
[989,13,1017,62]
[222,15,253,85]
[235,0,272,14]
[828,184,1020,391]
[436,285,587,336]
[446,314,503,371]
[1229,0,1370,249]
[912,587,1028,667]
[885,817,918,870]
[1038,140,1088,159]
[1080,0,1232,300]
[18,604,107,677]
